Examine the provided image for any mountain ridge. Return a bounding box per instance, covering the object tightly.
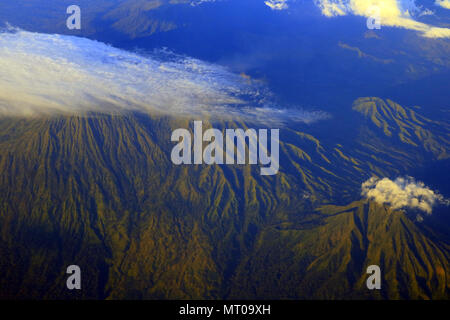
[0,100,448,299]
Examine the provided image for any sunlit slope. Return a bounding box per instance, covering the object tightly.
[280,97,450,203]
[229,200,449,299]
[0,107,448,299]
[0,114,314,299]
[353,97,450,160]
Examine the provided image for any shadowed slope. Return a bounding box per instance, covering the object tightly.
[0,107,448,299]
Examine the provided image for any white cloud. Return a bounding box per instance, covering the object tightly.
[314,0,450,38]
[419,8,435,17]
[265,0,289,10]
[191,0,289,10]
[361,176,447,214]
[190,0,220,6]
[315,0,349,16]
[435,0,450,9]
[0,28,329,125]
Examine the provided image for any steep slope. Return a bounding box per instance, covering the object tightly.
[0,107,448,299]
[229,200,449,299]
[0,114,310,299]
[353,97,450,160]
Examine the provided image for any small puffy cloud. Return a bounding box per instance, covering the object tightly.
[314,0,348,16]
[361,176,447,214]
[435,0,450,9]
[314,0,450,38]
[0,28,329,125]
[265,0,289,10]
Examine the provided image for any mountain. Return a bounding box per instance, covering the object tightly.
[230,200,449,299]
[353,97,449,160]
[0,97,448,299]
[0,0,186,39]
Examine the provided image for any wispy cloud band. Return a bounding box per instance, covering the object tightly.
[314,0,450,38]
[0,28,329,125]
[435,0,450,10]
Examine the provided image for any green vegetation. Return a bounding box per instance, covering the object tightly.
[0,97,448,299]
